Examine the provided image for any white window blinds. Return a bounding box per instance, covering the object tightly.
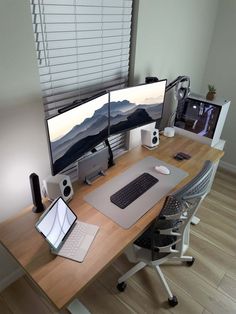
[31,0,133,118]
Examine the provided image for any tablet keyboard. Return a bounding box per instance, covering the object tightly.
[56,221,99,262]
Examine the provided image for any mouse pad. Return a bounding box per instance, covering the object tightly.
[84,156,188,229]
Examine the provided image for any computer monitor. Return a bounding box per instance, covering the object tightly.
[174,94,230,147]
[109,80,167,135]
[175,97,221,138]
[46,93,109,175]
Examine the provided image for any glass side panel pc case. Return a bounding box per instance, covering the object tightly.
[174,93,230,147]
[109,80,167,135]
[46,93,109,175]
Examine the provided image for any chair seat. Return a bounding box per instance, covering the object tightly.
[134,223,177,260]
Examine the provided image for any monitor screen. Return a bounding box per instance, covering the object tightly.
[46,93,109,175]
[109,80,166,135]
[36,197,77,250]
[174,98,221,139]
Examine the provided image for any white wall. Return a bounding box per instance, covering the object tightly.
[202,0,236,169]
[0,0,50,221]
[130,0,219,90]
[129,0,219,146]
[0,0,50,287]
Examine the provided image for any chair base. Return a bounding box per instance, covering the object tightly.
[117,281,127,292]
[117,254,195,307]
[168,296,178,307]
[186,257,195,266]
[172,255,195,264]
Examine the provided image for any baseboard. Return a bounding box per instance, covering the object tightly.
[0,267,24,292]
[219,160,236,174]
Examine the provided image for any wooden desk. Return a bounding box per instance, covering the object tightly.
[0,135,224,311]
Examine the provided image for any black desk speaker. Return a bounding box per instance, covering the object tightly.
[29,173,45,213]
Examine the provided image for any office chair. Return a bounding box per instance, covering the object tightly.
[117,160,213,307]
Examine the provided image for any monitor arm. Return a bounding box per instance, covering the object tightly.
[166,76,190,97]
[104,139,115,168]
[165,76,191,127]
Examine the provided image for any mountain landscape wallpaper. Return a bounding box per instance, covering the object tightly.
[47,94,110,174]
[47,81,166,174]
[109,81,166,134]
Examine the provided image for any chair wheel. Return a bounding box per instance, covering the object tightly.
[117,282,127,292]
[186,257,195,266]
[168,296,178,307]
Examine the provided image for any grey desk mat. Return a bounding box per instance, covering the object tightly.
[84,157,188,229]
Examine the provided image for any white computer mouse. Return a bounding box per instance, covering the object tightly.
[154,165,170,175]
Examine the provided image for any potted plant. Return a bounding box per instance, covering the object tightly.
[206,84,216,101]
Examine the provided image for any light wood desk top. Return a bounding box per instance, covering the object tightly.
[0,135,224,310]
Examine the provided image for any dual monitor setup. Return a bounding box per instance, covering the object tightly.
[35,79,167,262]
[31,80,167,215]
[35,78,230,264]
[46,80,167,177]
[46,74,228,181]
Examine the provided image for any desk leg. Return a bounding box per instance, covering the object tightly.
[67,299,91,314]
[191,216,200,225]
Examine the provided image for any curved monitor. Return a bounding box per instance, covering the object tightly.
[46,93,109,175]
[109,80,167,135]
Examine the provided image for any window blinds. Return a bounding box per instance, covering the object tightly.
[31,0,133,118]
[31,0,133,178]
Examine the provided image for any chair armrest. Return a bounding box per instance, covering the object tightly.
[161,212,188,220]
[158,229,181,236]
[155,220,183,235]
[153,238,181,253]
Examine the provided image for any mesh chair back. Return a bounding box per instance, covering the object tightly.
[160,160,213,217]
[152,160,213,260]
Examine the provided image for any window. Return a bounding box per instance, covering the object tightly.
[31,0,133,177]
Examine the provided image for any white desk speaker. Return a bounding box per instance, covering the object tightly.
[43,174,74,202]
[141,127,159,149]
